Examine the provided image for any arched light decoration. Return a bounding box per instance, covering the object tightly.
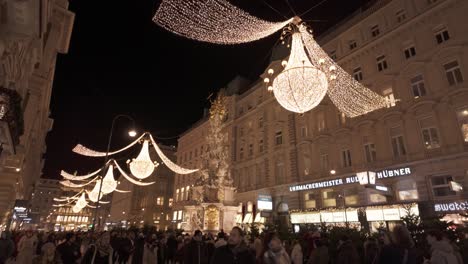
[153,0,292,44]
[128,140,159,179]
[271,30,328,113]
[72,132,198,175]
[101,164,117,194]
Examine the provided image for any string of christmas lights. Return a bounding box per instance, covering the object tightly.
[72,133,146,157]
[298,24,387,117]
[149,134,198,175]
[60,169,101,181]
[153,0,293,44]
[60,178,97,188]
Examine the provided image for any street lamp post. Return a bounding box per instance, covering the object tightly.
[92,114,136,231]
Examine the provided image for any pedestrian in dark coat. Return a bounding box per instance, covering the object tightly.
[184,230,209,264]
[210,227,255,264]
[335,235,360,264]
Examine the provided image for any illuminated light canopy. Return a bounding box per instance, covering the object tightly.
[271,31,328,114]
[60,179,96,188]
[115,189,131,193]
[298,24,387,117]
[101,165,117,194]
[149,134,198,175]
[129,140,158,179]
[72,133,146,157]
[153,0,292,44]
[75,193,88,209]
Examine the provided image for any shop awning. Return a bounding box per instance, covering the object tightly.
[243,213,253,224]
[235,214,243,224]
[254,212,265,223]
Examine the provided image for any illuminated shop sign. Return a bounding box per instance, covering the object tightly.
[289,167,412,192]
[257,195,273,211]
[434,200,468,212]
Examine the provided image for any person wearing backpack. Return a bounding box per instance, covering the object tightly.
[426,230,459,264]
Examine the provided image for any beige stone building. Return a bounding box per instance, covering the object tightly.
[174,0,468,229]
[0,0,74,226]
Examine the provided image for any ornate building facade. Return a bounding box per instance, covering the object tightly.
[0,0,74,225]
[174,0,468,229]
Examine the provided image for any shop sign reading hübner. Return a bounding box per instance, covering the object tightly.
[289,167,412,192]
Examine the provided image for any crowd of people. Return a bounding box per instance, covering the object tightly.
[0,225,466,264]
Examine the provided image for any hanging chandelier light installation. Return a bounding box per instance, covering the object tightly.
[128,140,159,179]
[153,0,388,117]
[101,164,118,194]
[270,28,328,113]
[87,179,104,203]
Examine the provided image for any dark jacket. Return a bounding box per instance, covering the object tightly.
[57,241,81,264]
[335,240,360,264]
[210,243,256,264]
[184,239,209,264]
[379,244,418,264]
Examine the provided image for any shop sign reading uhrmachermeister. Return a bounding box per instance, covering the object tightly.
[289,167,412,192]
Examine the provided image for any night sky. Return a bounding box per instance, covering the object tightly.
[42,0,366,178]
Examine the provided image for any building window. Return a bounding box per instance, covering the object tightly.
[369,191,387,203]
[248,144,253,157]
[411,75,426,98]
[168,198,173,207]
[390,126,407,157]
[383,88,396,107]
[303,148,311,176]
[337,112,346,127]
[180,187,185,201]
[444,61,464,86]
[353,67,363,81]
[420,117,440,149]
[239,147,244,160]
[431,175,456,197]
[349,40,357,50]
[456,109,468,142]
[396,9,406,23]
[239,127,244,137]
[320,154,329,171]
[275,161,285,183]
[322,189,337,207]
[329,50,337,60]
[156,197,164,206]
[376,55,388,71]
[259,139,264,153]
[397,180,419,200]
[344,188,359,205]
[258,117,264,128]
[435,27,450,44]
[275,131,283,145]
[371,25,380,37]
[317,112,325,132]
[175,189,179,202]
[185,186,190,201]
[364,143,377,163]
[300,126,308,137]
[341,149,352,168]
[304,193,316,209]
[404,46,416,59]
[177,210,183,220]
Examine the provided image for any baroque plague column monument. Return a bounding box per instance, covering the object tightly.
[182,91,238,233]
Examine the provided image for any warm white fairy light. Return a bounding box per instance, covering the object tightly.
[115,188,131,193]
[72,133,146,157]
[129,140,158,179]
[114,161,155,186]
[72,204,82,213]
[298,24,387,117]
[60,178,96,188]
[101,164,117,194]
[60,169,101,181]
[149,134,198,174]
[75,192,88,209]
[153,0,292,45]
[271,31,328,114]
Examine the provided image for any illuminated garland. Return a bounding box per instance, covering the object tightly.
[149,134,198,175]
[153,0,293,44]
[60,178,96,188]
[72,133,146,157]
[298,24,387,117]
[60,169,101,181]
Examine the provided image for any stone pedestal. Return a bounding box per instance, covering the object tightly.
[182,186,238,233]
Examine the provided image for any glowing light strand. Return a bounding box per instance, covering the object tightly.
[72,133,146,157]
[60,178,96,188]
[149,134,198,174]
[298,24,387,117]
[60,169,101,181]
[153,0,293,44]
